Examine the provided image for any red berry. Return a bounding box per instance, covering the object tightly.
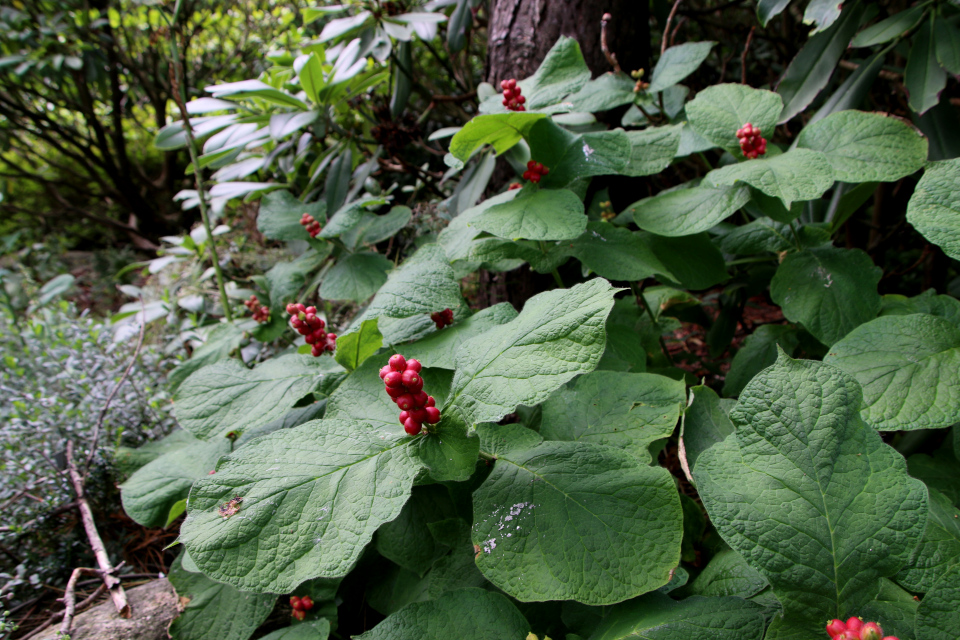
[386,386,405,399]
[389,354,406,371]
[405,358,422,373]
[826,620,847,637]
[290,596,302,610]
[208,470,216,475]
[503,88,514,99]
[881,637,900,640]
[379,365,392,380]
[527,160,536,170]
[396,394,415,411]
[425,396,435,407]
[305,333,317,344]
[412,391,428,406]
[507,79,516,89]
[399,410,409,424]
[295,304,306,313]
[300,596,314,611]
[401,370,420,387]
[846,618,862,634]
[404,418,422,435]
[500,79,510,90]
[311,345,322,357]
[425,406,441,424]
[861,622,883,640]
[408,377,425,393]
[292,609,306,621]
[384,371,403,388]
[410,408,428,423]
[516,95,525,104]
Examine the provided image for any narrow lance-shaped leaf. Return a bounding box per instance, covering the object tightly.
[693,355,928,640]
[904,17,947,116]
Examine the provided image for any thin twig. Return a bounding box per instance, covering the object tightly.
[19,583,107,640]
[741,26,755,85]
[84,297,146,473]
[59,567,97,635]
[600,13,622,73]
[66,442,131,622]
[662,0,683,55]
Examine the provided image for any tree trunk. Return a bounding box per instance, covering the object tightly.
[486,0,650,84]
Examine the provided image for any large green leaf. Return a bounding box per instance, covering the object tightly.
[471,188,586,241]
[796,110,928,182]
[770,246,882,346]
[257,191,325,242]
[529,120,631,188]
[334,317,382,372]
[879,289,960,327]
[413,413,480,482]
[319,251,392,302]
[909,448,960,509]
[448,113,547,163]
[684,549,768,598]
[179,419,425,592]
[540,371,685,463]
[705,149,836,209]
[402,303,518,369]
[916,564,960,640]
[519,35,591,109]
[693,355,928,640]
[567,73,636,112]
[257,620,331,640]
[935,18,960,76]
[356,588,530,640]
[852,6,927,48]
[375,484,458,576]
[679,385,734,478]
[266,251,327,310]
[896,488,960,592]
[777,2,865,123]
[906,158,960,261]
[569,222,672,282]
[623,126,683,177]
[630,183,750,237]
[647,233,729,290]
[857,579,919,640]
[472,435,682,604]
[905,18,947,116]
[824,314,960,431]
[175,354,343,440]
[167,323,245,392]
[447,279,618,424]
[120,435,231,527]
[723,324,800,397]
[168,555,276,640]
[647,42,715,93]
[342,205,412,248]
[589,592,766,640]
[685,84,783,154]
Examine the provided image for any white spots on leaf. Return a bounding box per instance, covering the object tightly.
[583,143,595,160]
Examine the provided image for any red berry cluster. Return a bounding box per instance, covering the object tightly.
[300,213,322,238]
[736,122,767,159]
[522,160,549,183]
[243,295,270,323]
[380,354,441,435]
[500,79,526,111]
[290,595,314,621]
[430,308,454,329]
[286,303,336,356]
[826,617,897,640]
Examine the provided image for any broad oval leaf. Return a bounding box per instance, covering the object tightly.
[906,158,960,261]
[179,419,425,592]
[540,371,686,463]
[685,549,768,599]
[333,317,383,372]
[685,84,783,153]
[693,355,928,640]
[448,113,547,164]
[528,120,631,188]
[447,278,619,424]
[402,302,518,370]
[647,42,715,93]
[569,222,673,282]
[915,564,960,640]
[471,188,587,241]
[630,183,750,237]
[623,125,683,177]
[896,487,960,592]
[319,252,392,302]
[770,246,882,346]
[472,439,682,604]
[175,354,344,440]
[257,190,326,242]
[705,149,836,209]
[796,110,928,183]
[824,314,960,431]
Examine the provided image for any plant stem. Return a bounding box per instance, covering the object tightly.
[539,241,565,288]
[478,450,497,462]
[163,4,233,321]
[726,255,779,267]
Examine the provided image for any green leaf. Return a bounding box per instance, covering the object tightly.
[719,217,828,255]
[471,188,586,241]
[908,449,960,509]
[770,246,882,346]
[298,53,325,104]
[934,18,960,76]
[852,6,926,48]
[349,205,412,246]
[447,279,619,424]
[569,222,673,282]
[114,429,198,476]
[777,2,865,123]
[168,555,277,640]
[334,317,383,371]
[375,484,458,576]
[796,110,928,182]
[647,233,729,290]
[857,579,919,640]
[448,113,547,164]
[179,419,425,592]
[630,183,750,237]
[318,196,386,240]
[34,274,74,307]
[325,149,353,214]
[257,620,331,640]
[528,120,631,188]
[757,0,791,26]
[590,592,766,640]
[906,158,960,261]
[905,17,947,115]
[647,42,715,93]
[472,439,682,604]
[692,355,928,640]
[705,149,836,209]
[175,354,344,440]
[168,323,246,392]
[402,303,518,370]
[685,84,783,153]
[623,125,683,177]
[258,190,326,242]
[824,314,960,430]
[685,549,768,598]
[319,251,392,302]
[896,488,960,592]
[266,250,326,309]
[356,588,530,640]
[879,289,960,326]
[916,564,960,640]
[567,73,637,112]
[413,414,481,482]
[679,385,735,477]
[520,36,592,109]
[391,41,413,118]
[723,324,800,397]
[539,371,686,463]
[120,435,231,527]
[803,0,844,32]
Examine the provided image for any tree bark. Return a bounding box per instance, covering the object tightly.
[487,0,650,84]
